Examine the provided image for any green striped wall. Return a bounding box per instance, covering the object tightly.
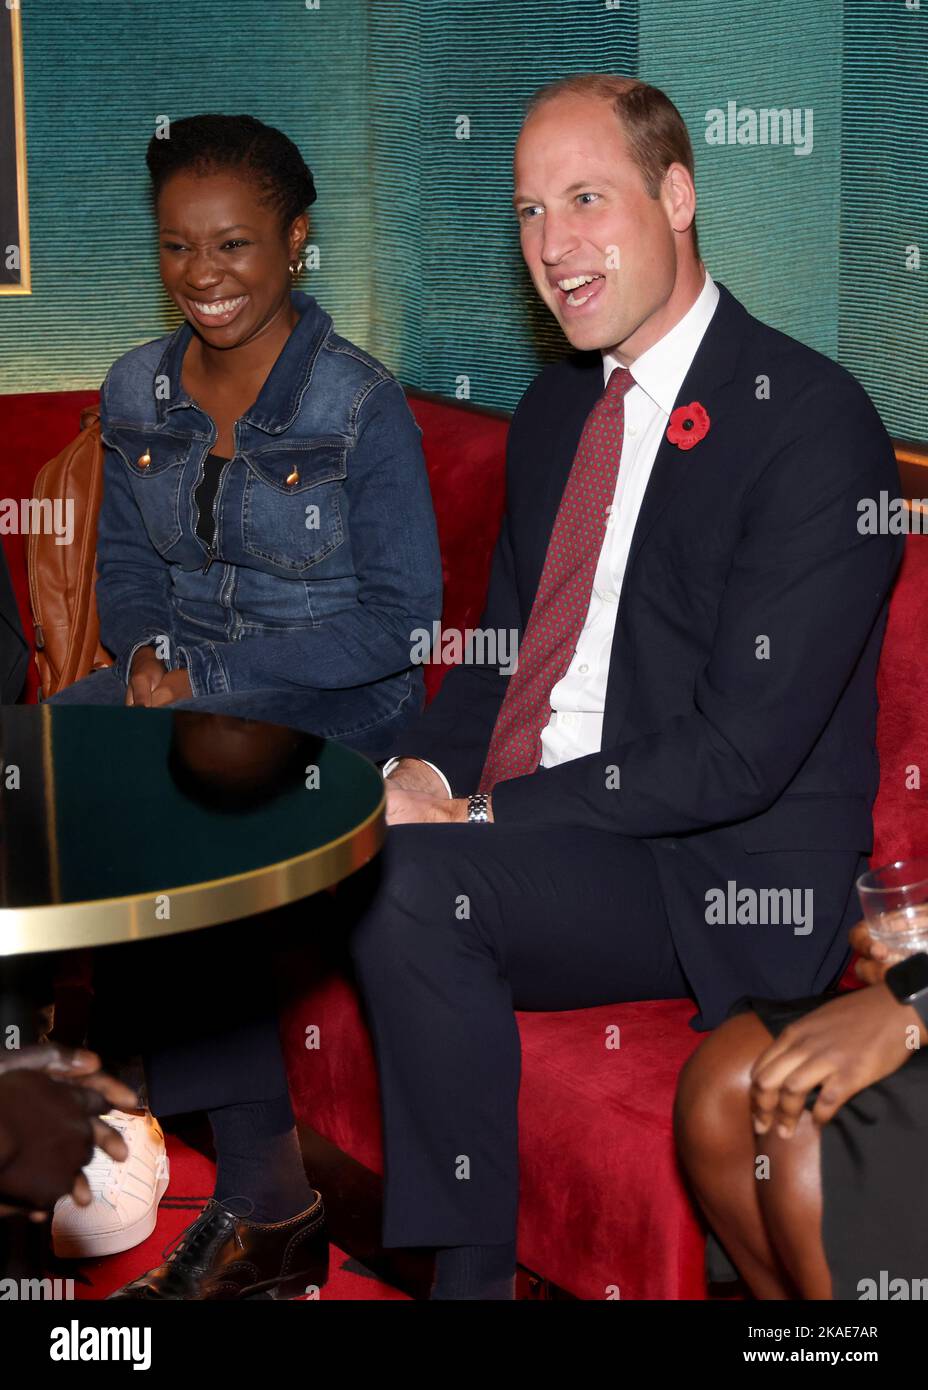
[839,0,927,443]
[2,1,925,441]
[1,0,371,394]
[640,0,843,362]
[367,0,638,409]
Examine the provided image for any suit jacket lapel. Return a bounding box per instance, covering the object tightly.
[623,282,745,582]
[602,283,748,744]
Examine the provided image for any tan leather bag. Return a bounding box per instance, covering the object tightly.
[27,406,113,699]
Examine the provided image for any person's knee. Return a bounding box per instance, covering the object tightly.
[347,827,446,978]
[47,666,124,705]
[674,1012,770,1173]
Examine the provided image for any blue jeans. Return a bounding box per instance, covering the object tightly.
[48,664,420,762]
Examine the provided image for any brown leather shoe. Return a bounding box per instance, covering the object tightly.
[106,1194,328,1300]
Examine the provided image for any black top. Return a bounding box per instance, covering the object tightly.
[194,453,231,549]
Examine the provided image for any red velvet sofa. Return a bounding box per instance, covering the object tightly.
[2,388,927,1300]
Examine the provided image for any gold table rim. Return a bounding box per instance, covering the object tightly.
[0,794,385,957]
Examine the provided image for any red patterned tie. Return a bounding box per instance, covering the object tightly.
[479,365,635,792]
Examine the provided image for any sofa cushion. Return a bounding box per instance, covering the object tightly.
[871,535,928,865]
[407,393,508,700]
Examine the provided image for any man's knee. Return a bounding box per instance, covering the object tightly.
[674,1011,771,1171]
[348,826,455,977]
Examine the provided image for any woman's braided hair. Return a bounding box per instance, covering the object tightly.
[146,113,317,226]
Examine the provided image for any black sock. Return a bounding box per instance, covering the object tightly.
[208,1094,313,1225]
[430,1241,517,1300]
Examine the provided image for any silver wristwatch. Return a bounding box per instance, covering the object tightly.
[467,792,490,823]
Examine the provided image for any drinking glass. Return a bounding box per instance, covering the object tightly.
[857,857,928,962]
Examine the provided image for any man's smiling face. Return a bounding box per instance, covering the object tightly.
[513,93,686,360]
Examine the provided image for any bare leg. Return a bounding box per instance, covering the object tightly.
[755,1109,832,1299]
[674,1011,832,1299]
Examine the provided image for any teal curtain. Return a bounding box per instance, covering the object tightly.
[2,1,925,441]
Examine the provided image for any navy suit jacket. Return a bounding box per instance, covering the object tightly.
[397,283,903,1027]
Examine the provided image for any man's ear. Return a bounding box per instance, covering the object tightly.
[662,162,696,236]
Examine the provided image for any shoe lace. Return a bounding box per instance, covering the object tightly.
[82,1114,133,1204]
[160,1199,251,1271]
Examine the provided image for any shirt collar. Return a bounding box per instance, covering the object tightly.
[602,269,720,416]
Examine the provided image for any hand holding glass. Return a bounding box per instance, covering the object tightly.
[857,858,928,962]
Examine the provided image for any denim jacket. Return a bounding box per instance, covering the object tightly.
[95,292,442,699]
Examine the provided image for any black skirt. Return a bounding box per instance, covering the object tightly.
[713,994,928,1299]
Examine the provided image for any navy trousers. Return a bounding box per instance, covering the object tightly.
[347,823,687,1249]
[91,821,687,1251]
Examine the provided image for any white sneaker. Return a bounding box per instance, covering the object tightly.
[52,1110,170,1259]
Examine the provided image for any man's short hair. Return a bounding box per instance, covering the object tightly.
[525,74,700,260]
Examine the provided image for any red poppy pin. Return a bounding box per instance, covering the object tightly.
[667,401,710,450]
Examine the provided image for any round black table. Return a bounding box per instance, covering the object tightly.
[0,705,385,956]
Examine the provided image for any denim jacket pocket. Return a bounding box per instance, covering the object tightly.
[104,425,187,554]
[242,440,346,573]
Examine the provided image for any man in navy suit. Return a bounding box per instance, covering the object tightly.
[351,74,903,1299]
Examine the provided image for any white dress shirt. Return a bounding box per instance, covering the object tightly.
[541,269,720,766]
[385,269,720,795]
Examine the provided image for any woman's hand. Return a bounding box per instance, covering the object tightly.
[750,985,925,1138]
[149,669,193,706]
[849,918,892,984]
[126,646,169,707]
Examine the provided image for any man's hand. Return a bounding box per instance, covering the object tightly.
[126,646,169,707]
[149,668,193,706]
[384,758,448,797]
[849,918,891,985]
[0,1046,138,1217]
[749,984,924,1138]
[385,786,495,826]
[0,1043,139,1106]
[385,785,471,825]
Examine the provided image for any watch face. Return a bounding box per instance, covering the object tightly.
[888,951,928,1002]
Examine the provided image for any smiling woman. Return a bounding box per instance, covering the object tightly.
[41,114,443,1300]
[49,114,443,760]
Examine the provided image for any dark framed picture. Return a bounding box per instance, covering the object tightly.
[0,0,29,294]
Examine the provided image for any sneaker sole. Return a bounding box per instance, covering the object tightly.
[53,1159,170,1260]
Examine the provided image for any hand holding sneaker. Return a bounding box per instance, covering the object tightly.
[0,1045,138,1218]
[52,1108,170,1259]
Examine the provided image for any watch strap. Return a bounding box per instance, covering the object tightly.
[886,951,928,1027]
